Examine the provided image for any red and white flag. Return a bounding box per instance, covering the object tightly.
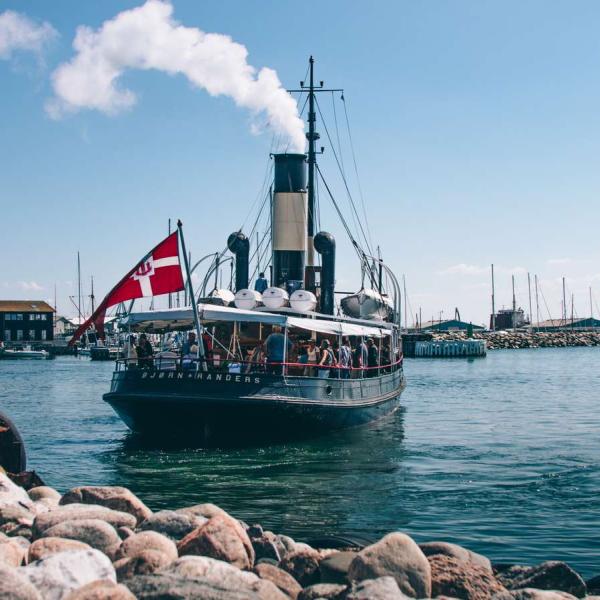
[69,231,184,344]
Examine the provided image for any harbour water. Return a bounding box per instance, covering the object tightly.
[1,348,599,577]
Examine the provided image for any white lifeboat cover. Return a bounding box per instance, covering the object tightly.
[234,289,263,310]
[262,287,290,309]
[290,289,317,312]
[208,288,235,306]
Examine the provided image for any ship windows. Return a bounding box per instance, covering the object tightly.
[4,330,10,341]
[16,330,23,341]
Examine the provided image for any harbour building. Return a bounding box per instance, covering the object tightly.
[0,301,55,343]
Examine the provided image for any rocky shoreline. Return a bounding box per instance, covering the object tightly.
[431,331,600,350]
[1,475,598,599]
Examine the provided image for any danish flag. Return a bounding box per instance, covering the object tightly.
[69,231,184,344]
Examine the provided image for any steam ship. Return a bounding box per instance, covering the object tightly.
[103,58,406,443]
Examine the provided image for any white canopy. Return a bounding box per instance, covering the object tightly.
[121,303,391,337]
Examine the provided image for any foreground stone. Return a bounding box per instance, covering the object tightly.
[22,549,116,600]
[298,583,347,599]
[255,561,303,599]
[114,549,174,580]
[64,580,136,600]
[139,509,206,540]
[0,563,42,600]
[0,538,26,566]
[60,486,152,525]
[42,518,121,557]
[348,532,432,598]
[125,572,262,599]
[28,487,61,503]
[33,503,136,537]
[116,530,178,562]
[346,576,409,599]
[28,537,91,562]
[429,554,506,599]
[496,562,586,597]
[320,550,357,583]
[492,589,578,600]
[280,548,322,587]
[0,474,34,509]
[421,541,493,572]
[177,513,255,569]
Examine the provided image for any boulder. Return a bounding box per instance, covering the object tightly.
[0,539,26,566]
[0,474,33,509]
[125,572,262,599]
[0,563,42,600]
[28,537,91,562]
[496,562,586,597]
[587,575,600,594]
[420,541,492,572]
[320,551,357,584]
[42,518,121,558]
[252,531,283,562]
[60,486,151,525]
[346,576,409,599]
[255,562,303,599]
[114,549,173,580]
[0,522,32,539]
[161,556,288,600]
[117,526,135,540]
[492,590,577,600]
[115,530,178,562]
[28,487,61,503]
[177,513,255,569]
[297,583,347,599]
[64,580,136,600]
[348,532,432,598]
[33,503,136,537]
[429,554,506,600]
[22,549,116,600]
[139,510,206,540]
[277,534,297,559]
[280,549,321,587]
[176,503,230,520]
[0,504,35,528]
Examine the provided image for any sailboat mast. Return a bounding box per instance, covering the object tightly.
[527,272,533,331]
[512,274,516,330]
[306,56,318,267]
[77,252,82,320]
[90,276,95,314]
[535,274,540,326]
[562,276,567,325]
[491,264,496,331]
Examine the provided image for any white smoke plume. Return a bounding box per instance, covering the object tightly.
[47,0,306,151]
[0,10,57,59]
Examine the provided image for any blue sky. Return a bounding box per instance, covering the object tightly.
[1,0,599,325]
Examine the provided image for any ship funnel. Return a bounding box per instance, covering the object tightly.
[272,153,307,294]
[314,231,336,315]
[227,232,250,292]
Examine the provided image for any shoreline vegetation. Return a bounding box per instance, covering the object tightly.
[431,331,600,350]
[0,477,599,599]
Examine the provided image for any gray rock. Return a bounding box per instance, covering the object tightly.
[33,503,136,537]
[348,532,432,598]
[492,590,577,600]
[125,572,262,599]
[139,510,206,540]
[22,549,116,600]
[114,549,173,581]
[115,530,177,562]
[0,539,26,566]
[0,504,35,528]
[298,583,347,599]
[176,503,230,520]
[0,563,42,600]
[280,549,321,587]
[420,541,492,572]
[60,486,152,525]
[0,474,33,509]
[253,533,282,563]
[42,518,121,558]
[496,562,586,597]
[320,551,357,584]
[347,576,409,600]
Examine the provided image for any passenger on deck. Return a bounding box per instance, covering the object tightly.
[317,339,334,378]
[125,335,138,368]
[246,342,265,373]
[306,340,319,376]
[265,325,292,375]
[366,338,379,377]
[182,332,197,370]
[136,334,154,369]
[254,272,269,294]
[339,337,351,379]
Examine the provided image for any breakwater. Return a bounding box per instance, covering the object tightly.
[0,476,599,599]
[431,330,600,350]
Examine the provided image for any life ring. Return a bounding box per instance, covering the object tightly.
[0,410,27,474]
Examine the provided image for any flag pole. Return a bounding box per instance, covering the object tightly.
[177,220,207,371]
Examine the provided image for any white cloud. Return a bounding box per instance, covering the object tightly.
[0,10,57,60]
[17,280,44,291]
[46,0,305,151]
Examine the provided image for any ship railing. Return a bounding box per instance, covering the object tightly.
[113,356,403,379]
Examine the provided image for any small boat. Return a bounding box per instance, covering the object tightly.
[1,346,49,360]
[341,288,394,321]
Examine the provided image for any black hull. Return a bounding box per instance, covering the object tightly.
[103,368,405,444]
